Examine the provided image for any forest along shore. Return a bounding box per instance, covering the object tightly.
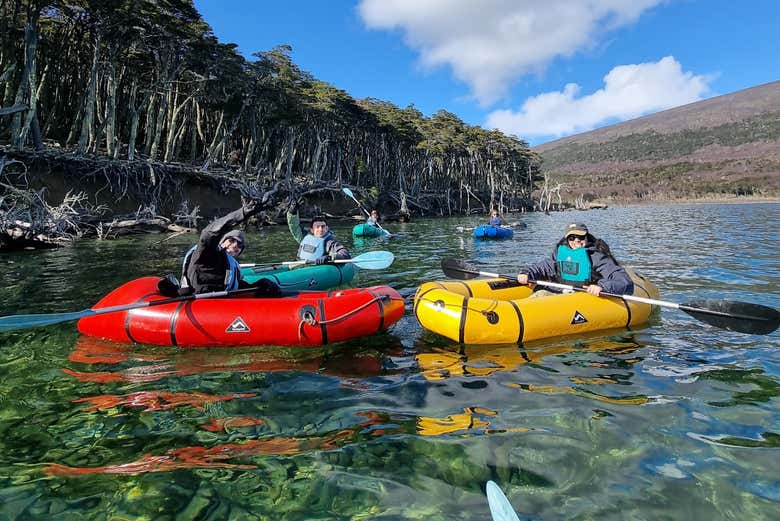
[0,1,542,252]
[2,144,778,253]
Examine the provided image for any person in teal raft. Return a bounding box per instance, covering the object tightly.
[366,209,380,227]
[176,201,281,297]
[488,209,505,226]
[516,222,633,297]
[288,204,351,265]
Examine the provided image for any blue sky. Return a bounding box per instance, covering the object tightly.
[192,0,779,146]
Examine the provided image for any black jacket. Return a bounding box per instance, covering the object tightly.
[182,205,255,293]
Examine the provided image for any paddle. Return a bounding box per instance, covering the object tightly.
[342,187,391,236]
[441,258,780,335]
[240,250,394,270]
[486,481,520,521]
[0,286,260,333]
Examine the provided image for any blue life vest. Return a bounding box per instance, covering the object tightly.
[556,245,592,284]
[223,254,241,291]
[489,216,502,226]
[298,232,331,262]
[181,244,241,291]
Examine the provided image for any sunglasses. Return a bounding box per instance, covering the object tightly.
[566,235,586,242]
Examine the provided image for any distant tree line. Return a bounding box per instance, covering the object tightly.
[542,112,780,170]
[0,0,543,215]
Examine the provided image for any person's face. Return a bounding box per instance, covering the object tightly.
[371,211,378,219]
[221,237,244,257]
[566,234,587,250]
[312,221,328,238]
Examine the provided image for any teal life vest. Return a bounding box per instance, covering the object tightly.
[298,232,331,262]
[556,245,592,284]
[181,244,241,292]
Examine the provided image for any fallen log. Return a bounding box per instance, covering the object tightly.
[97,217,195,238]
[1,225,65,251]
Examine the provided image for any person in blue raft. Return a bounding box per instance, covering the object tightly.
[516,222,633,297]
[488,208,505,226]
[287,199,351,265]
[172,199,282,297]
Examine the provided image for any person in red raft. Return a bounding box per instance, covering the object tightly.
[516,222,634,297]
[170,200,281,297]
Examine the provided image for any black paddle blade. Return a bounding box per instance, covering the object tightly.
[681,300,780,335]
[440,258,479,280]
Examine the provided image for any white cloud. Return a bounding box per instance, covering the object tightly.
[358,0,666,105]
[485,56,714,139]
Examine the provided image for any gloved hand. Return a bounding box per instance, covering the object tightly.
[288,191,307,214]
[253,278,282,298]
[157,274,181,297]
[314,255,331,265]
[243,199,259,217]
[261,181,282,207]
[287,194,299,214]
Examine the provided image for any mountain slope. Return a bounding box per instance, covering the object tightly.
[532,81,780,203]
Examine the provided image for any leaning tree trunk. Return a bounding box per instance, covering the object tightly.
[126,81,140,160]
[1,64,16,109]
[200,110,224,171]
[163,90,192,163]
[12,22,40,150]
[141,94,154,155]
[9,23,32,148]
[77,32,100,154]
[104,56,118,158]
[149,78,171,160]
[148,49,175,160]
[242,114,258,171]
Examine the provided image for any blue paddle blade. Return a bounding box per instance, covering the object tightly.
[342,187,355,199]
[0,309,95,332]
[486,481,520,521]
[350,251,394,270]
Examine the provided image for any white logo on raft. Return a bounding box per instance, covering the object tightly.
[226,317,251,333]
[571,311,588,325]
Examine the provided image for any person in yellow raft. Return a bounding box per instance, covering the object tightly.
[516,222,633,297]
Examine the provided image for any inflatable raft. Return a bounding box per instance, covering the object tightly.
[413,269,658,344]
[474,225,513,239]
[78,277,404,347]
[352,223,388,237]
[240,262,355,290]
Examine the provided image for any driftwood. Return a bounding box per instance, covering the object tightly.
[96,217,194,238]
[1,220,66,249]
